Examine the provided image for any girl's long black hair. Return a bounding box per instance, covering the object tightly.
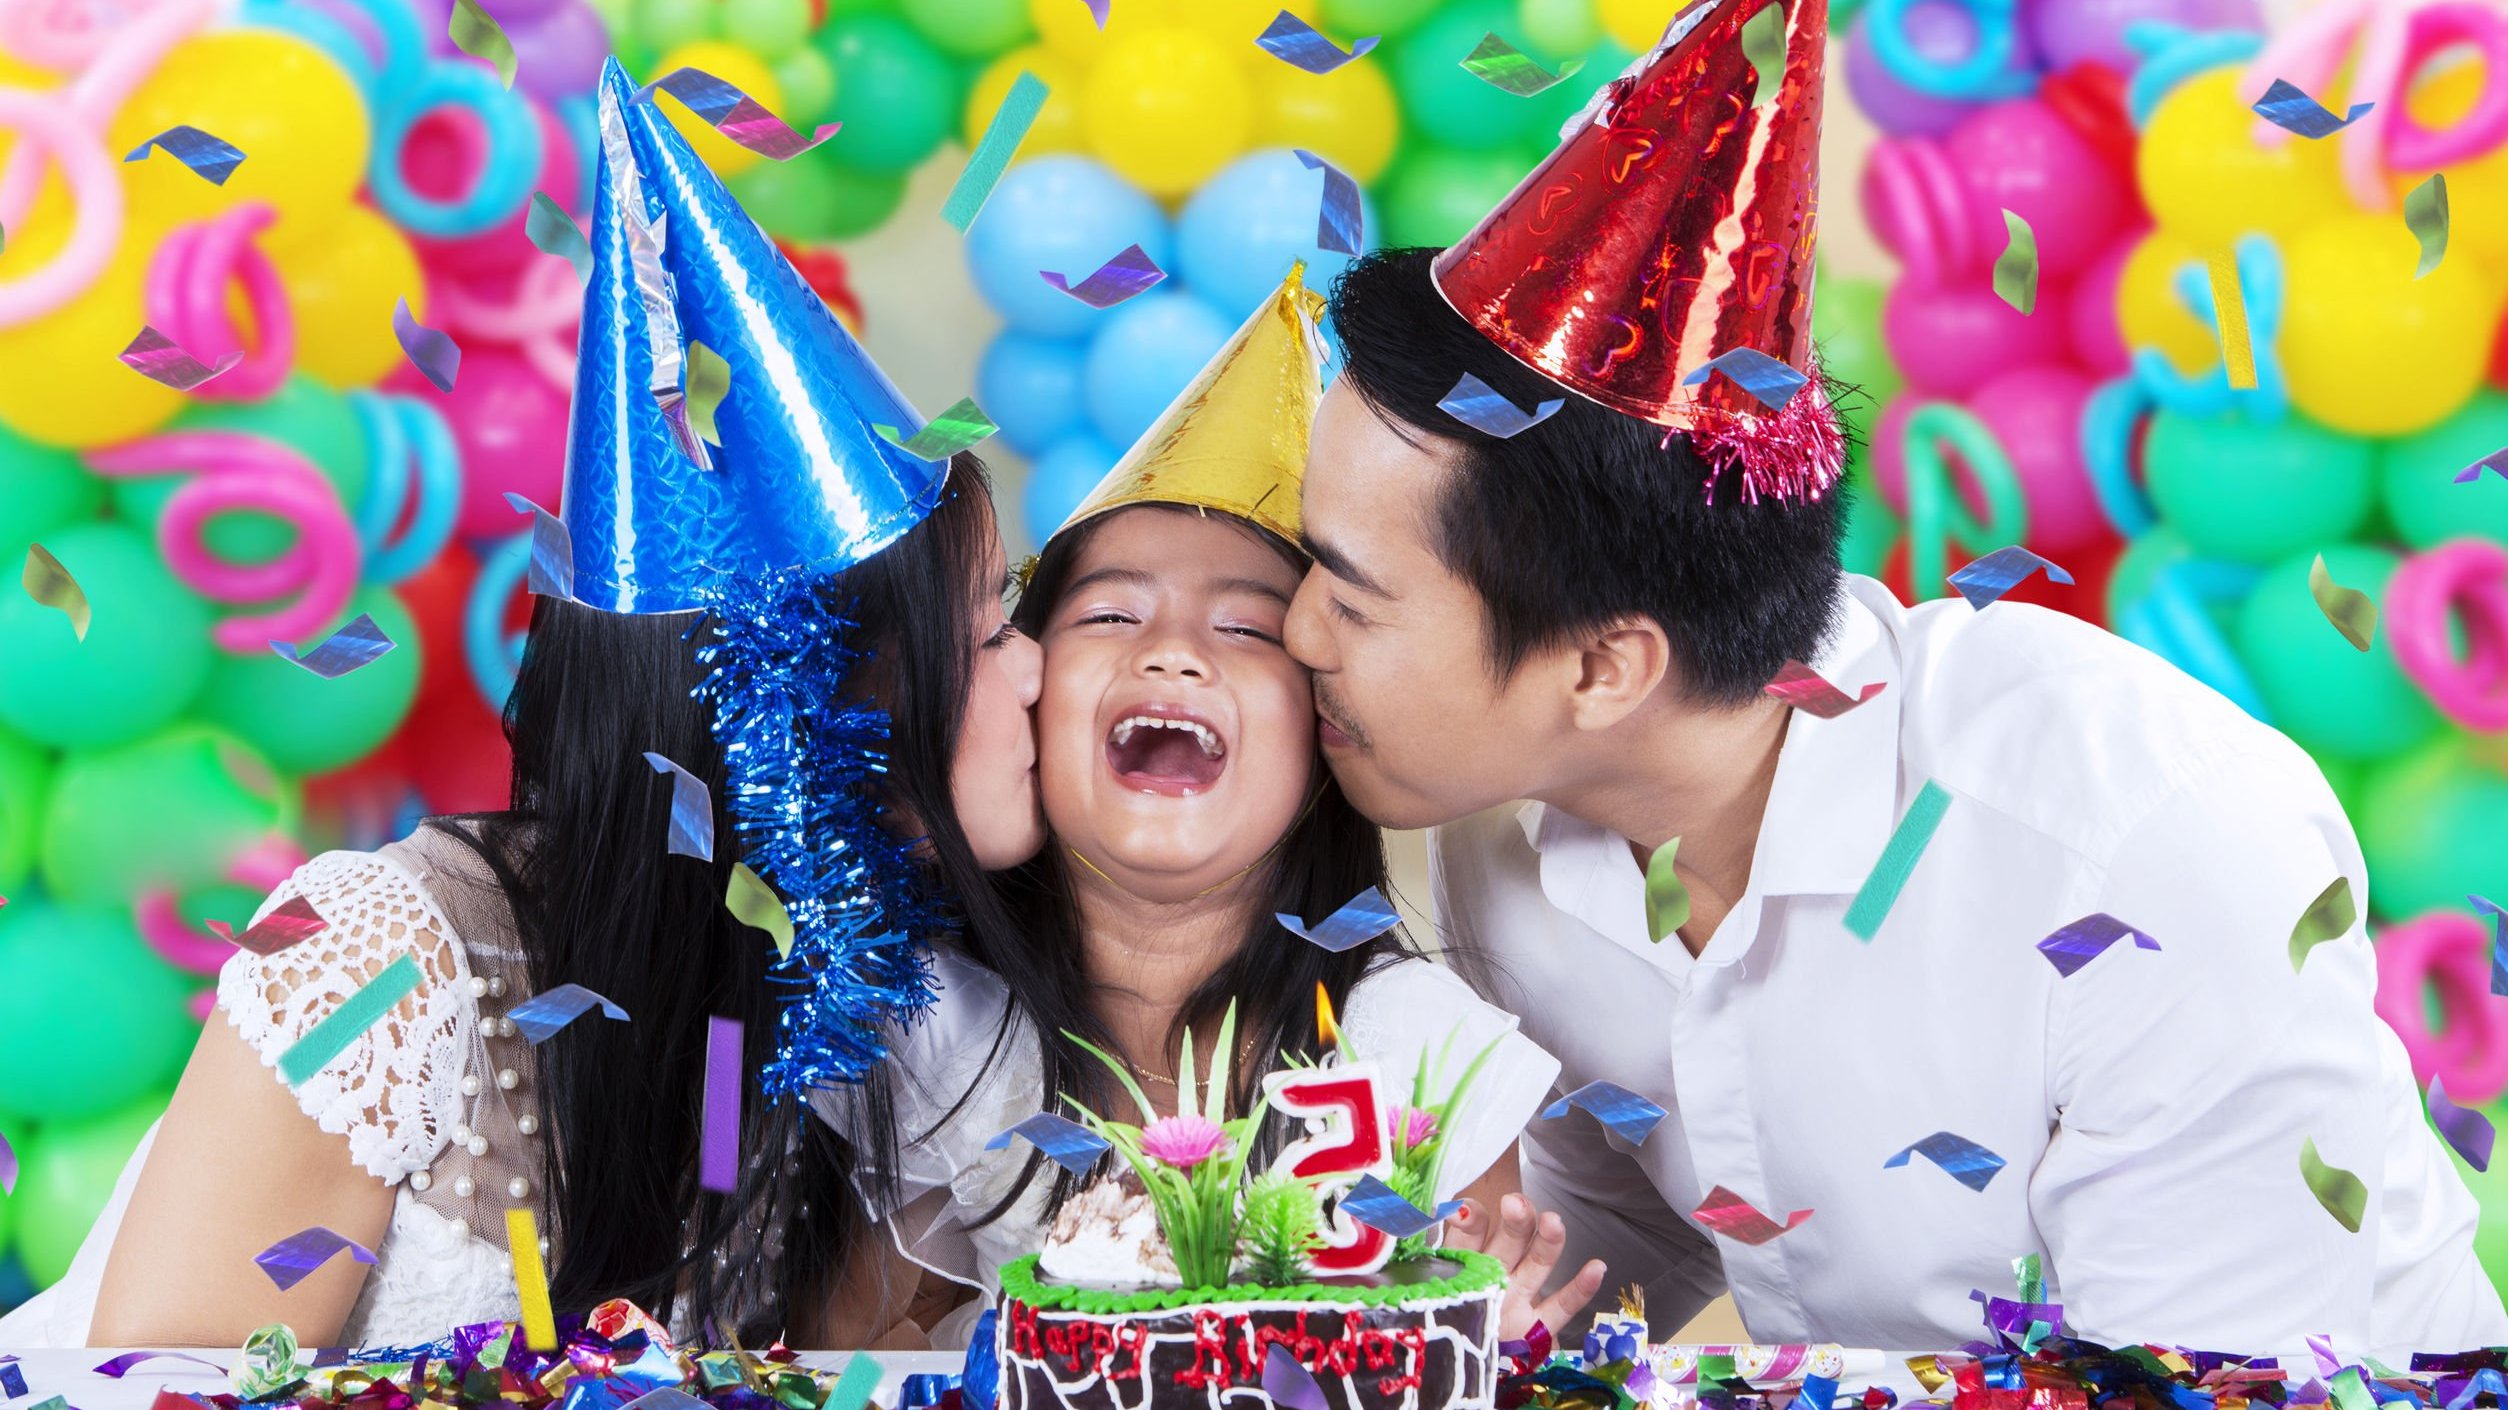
[432,455,1027,1344]
[970,508,1409,1224]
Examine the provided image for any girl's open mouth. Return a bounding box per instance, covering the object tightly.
[1105,708,1228,795]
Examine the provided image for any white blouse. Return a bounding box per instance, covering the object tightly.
[816,949,1561,1347]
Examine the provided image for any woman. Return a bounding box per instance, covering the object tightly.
[0,61,1042,1350]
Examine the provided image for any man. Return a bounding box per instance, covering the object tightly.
[1285,0,2504,1354]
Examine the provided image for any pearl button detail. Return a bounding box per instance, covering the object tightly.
[497,1068,519,1091]
[469,976,489,997]
[410,1170,433,1192]
[487,976,508,998]
[461,1075,482,1097]
[448,1217,469,1240]
[509,1177,531,1200]
[453,1175,476,1198]
[452,1122,473,1145]
[517,1114,540,1136]
[468,1134,489,1157]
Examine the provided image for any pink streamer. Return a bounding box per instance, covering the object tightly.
[134,832,308,976]
[144,202,294,401]
[2375,909,2508,1104]
[2388,541,2508,732]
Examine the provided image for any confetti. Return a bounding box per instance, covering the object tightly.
[1339,1173,1461,1239]
[2035,912,2160,978]
[685,340,731,447]
[2310,553,2378,651]
[1762,659,1885,718]
[0,1125,13,1196]
[393,297,461,392]
[525,192,590,284]
[1040,243,1167,308]
[1436,372,1565,438]
[1294,149,1364,256]
[2300,1136,2366,1233]
[447,0,516,88]
[504,492,576,599]
[2406,173,2450,280]
[1643,836,1689,943]
[1884,1131,2008,1192]
[119,325,242,391]
[2252,78,2373,139]
[2479,895,2508,996]
[122,125,246,184]
[874,396,998,461]
[207,895,330,956]
[1458,33,1582,96]
[507,982,632,1044]
[1692,1185,1812,1245]
[1739,0,1787,109]
[641,68,839,160]
[1993,209,2039,315]
[2288,875,2357,973]
[1276,885,1401,953]
[22,545,90,641]
[272,611,397,678]
[1263,1346,1328,1410]
[508,1207,556,1350]
[2430,1076,2495,1173]
[726,862,794,959]
[279,952,422,1086]
[2205,252,2257,390]
[985,1112,1113,1174]
[2460,451,2508,484]
[1947,546,2074,609]
[701,1015,741,1194]
[1680,347,1809,411]
[233,1324,304,1400]
[252,1227,378,1292]
[642,751,716,861]
[824,1356,883,1410]
[0,1363,21,1400]
[946,72,1049,232]
[1542,1080,1668,1146]
[1255,11,1377,74]
[1080,0,1110,26]
[1844,780,1953,941]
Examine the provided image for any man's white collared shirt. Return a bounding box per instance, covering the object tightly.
[1430,574,2507,1353]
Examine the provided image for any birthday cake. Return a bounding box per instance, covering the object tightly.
[992,1007,1509,1410]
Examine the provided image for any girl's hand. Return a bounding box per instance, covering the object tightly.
[1445,1192,1608,1343]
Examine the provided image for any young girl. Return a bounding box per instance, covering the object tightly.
[825,270,1598,1346]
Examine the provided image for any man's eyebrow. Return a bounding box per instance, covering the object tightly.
[1299,533,1393,598]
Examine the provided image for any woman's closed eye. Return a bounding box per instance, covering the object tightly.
[984,620,1022,648]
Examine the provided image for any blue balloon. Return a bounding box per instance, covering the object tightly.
[979,332,1091,457]
[1023,435,1122,546]
[966,157,1173,338]
[1082,291,1234,452]
[1175,150,1374,323]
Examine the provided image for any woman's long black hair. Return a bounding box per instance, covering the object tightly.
[432,455,1027,1343]
[969,508,1410,1224]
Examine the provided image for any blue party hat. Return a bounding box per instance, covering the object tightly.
[562,58,947,614]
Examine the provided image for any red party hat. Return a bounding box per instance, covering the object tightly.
[1433,0,1841,504]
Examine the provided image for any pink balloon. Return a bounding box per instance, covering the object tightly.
[1943,98,2131,281]
[408,98,580,281]
[388,344,570,539]
[1967,365,2107,552]
[2375,909,2508,1104]
[1883,276,2073,398]
[2068,231,2141,379]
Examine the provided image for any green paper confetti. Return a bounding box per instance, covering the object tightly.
[279,952,423,1086]
[2406,172,2450,280]
[1740,0,1788,110]
[727,861,794,960]
[1458,33,1584,96]
[1993,208,2039,315]
[2330,1368,2375,1410]
[22,543,90,640]
[824,1354,883,1410]
[1844,780,1953,941]
[2288,875,2357,973]
[448,0,517,89]
[685,341,731,447]
[1643,836,1690,943]
[235,1323,306,1400]
[944,72,1047,232]
[2300,1136,2366,1233]
[875,396,997,461]
[2013,1251,2044,1304]
[2309,553,2378,651]
[525,192,590,284]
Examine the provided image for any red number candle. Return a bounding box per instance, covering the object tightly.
[1265,1061,1395,1274]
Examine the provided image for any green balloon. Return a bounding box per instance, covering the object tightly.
[816,14,960,173]
[899,0,1032,58]
[1378,144,1539,249]
[0,422,104,569]
[770,45,838,127]
[0,521,216,751]
[2234,544,2442,764]
[2380,390,2508,551]
[112,375,370,567]
[1838,458,1899,579]
[2358,735,2508,921]
[1518,0,1603,53]
[1388,0,1557,150]
[190,590,422,776]
[634,0,719,50]
[1526,36,1630,138]
[1815,275,1902,437]
[2145,409,2375,566]
[39,724,291,906]
[1321,0,1444,38]
[733,155,910,242]
[0,900,193,1125]
[2310,748,2367,828]
[721,0,813,57]
[0,723,51,897]
[10,1097,170,1286]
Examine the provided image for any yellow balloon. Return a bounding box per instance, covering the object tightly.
[0,252,182,449]
[1251,47,1400,184]
[269,202,428,390]
[2394,63,2508,266]
[108,30,369,247]
[1031,0,1185,62]
[2137,68,2350,250]
[1598,0,1679,53]
[2115,228,2222,377]
[649,41,783,179]
[1081,28,1254,198]
[2282,215,2504,438]
[1172,0,1322,46]
[966,46,1086,157]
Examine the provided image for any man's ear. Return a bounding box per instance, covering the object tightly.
[1565,615,1673,733]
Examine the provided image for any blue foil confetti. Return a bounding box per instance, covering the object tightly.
[507,982,633,1045]
[642,750,718,861]
[1294,149,1364,256]
[2429,1076,2496,1173]
[504,492,578,600]
[2252,78,2373,139]
[1680,347,1810,411]
[1437,372,1565,439]
[271,612,398,679]
[961,1309,1001,1410]
[1796,1376,1838,1410]
[2461,450,2508,484]
[2036,912,2162,978]
[1040,243,1166,308]
[1255,11,1378,74]
[118,325,242,392]
[1338,1174,1459,1239]
[0,1363,23,1400]
[123,124,246,184]
[1542,1080,1668,1145]
[985,1112,1112,1174]
[1263,1345,1328,1410]
[1947,546,2075,609]
[1276,885,1402,953]
[639,68,839,161]
[2476,894,2506,997]
[393,296,462,393]
[1884,1131,2009,1192]
[253,1227,379,1291]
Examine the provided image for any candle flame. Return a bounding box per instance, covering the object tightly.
[1315,980,1340,1049]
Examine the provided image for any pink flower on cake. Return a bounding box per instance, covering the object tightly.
[1140,1113,1230,1170]
[1388,1104,1438,1150]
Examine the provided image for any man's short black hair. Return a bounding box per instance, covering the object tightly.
[1326,246,1848,707]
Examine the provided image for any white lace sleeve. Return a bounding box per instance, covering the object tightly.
[1342,958,1563,1203]
[215,850,476,1185]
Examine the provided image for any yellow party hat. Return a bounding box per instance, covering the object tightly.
[1056,263,1328,547]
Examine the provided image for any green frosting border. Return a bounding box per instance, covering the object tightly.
[998,1250,1507,1317]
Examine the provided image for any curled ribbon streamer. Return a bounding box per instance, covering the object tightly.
[145,202,294,401]
[2131,235,2289,422]
[369,57,542,238]
[466,528,532,713]
[2241,0,2508,211]
[349,390,461,585]
[2388,541,2508,732]
[433,258,580,391]
[135,833,309,975]
[1897,402,2028,604]
[2377,910,2508,1105]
